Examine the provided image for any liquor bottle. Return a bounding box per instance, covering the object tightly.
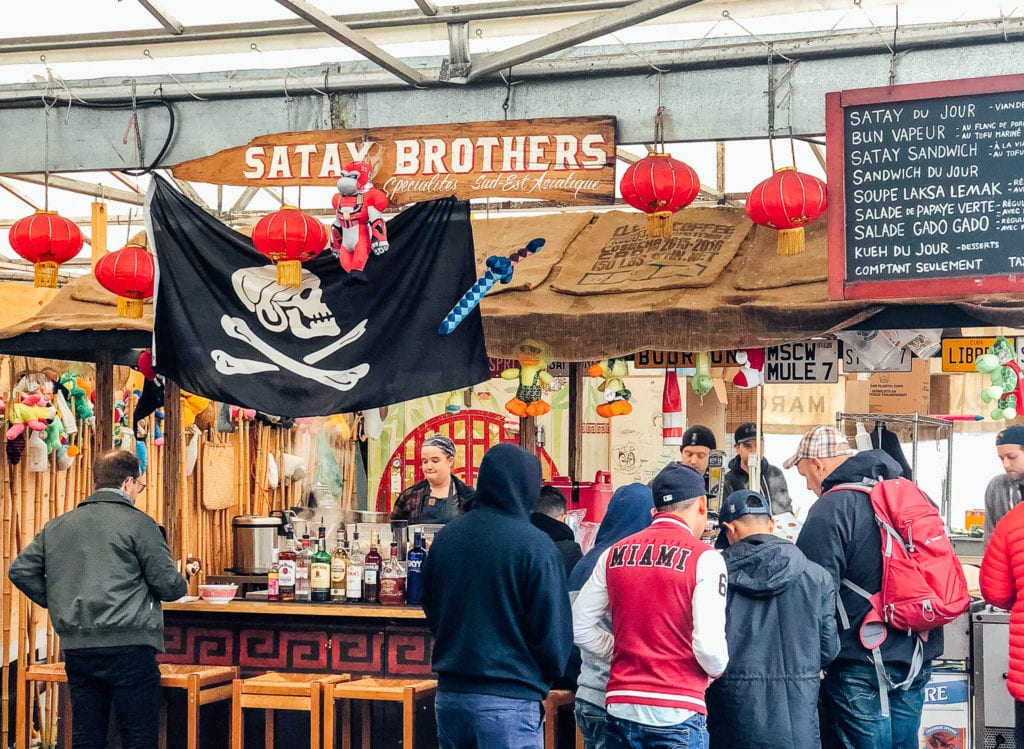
[295,535,312,602]
[379,542,407,605]
[266,548,280,602]
[363,530,383,604]
[346,529,364,603]
[278,531,297,602]
[331,528,349,603]
[310,534,332,603]
[405,530,427,606]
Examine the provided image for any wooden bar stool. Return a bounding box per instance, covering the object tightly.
[158,663,239,749]
[15,662,70,749]
[542,689,576,749]
[232,671,350,749]
[322,677,437,749]
[16,662,238,749]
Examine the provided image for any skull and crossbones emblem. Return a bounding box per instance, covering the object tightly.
[210,266,369,392]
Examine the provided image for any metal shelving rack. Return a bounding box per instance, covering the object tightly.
[835,412,954,528]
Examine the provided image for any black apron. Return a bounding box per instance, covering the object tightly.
[419,481,459,524]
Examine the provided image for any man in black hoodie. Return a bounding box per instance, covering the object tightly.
[791,425,944,749]
[423,443,572,749]
[531,485,584,578]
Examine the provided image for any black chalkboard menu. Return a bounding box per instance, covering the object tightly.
[826,74,1024,300]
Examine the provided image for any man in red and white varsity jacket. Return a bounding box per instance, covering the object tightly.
[573,462,729,749]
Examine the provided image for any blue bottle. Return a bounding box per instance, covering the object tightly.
[405,531,427,606]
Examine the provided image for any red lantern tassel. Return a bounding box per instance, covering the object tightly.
[647,211,674,238]
[777,227,805,256]
[33,261,59,288]
[276,260,302,287]
[117,297,144,318]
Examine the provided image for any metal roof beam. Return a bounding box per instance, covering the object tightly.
[414,0,439,16]
[463,0,705,82]
[5,174,145,206]
[274,0,431,86]
[0,1,630,57]
[135,0,184,35]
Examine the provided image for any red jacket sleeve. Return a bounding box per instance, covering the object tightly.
[981,509,1018,610]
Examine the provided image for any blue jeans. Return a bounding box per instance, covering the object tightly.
[435,690,543,749]
[576,699,609,749]
[606,712,708,749]
[821,659,931,749]
[64,645,161,749]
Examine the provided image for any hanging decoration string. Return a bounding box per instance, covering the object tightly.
[143,48,209,101]
[654,71,666,153]
[767,48,776,172]
[500,68,520,121]
[852,0,899,87]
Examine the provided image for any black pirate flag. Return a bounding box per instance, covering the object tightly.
[146,176,489,417]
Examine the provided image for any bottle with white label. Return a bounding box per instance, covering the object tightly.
[346,530,364,602]
[295,535,312,602]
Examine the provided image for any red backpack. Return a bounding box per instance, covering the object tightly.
[828,478,970,714]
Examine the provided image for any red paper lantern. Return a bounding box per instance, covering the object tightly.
[745,166,827,256]
[251,206,328,287]
[95,243,155,318]
[8,210,84,287]
[620,153,701,237]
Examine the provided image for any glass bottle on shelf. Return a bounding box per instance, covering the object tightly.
[266,548,280,602]
[363,530,383,604]
[379,542,407,605]
[278,531,297,602]
[405,530,427,606]
[346,529,364,603]
[310,532,332,603]
[331,527,349,603]
[295,535,312,602]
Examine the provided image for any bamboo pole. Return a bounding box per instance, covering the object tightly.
[2,462,14,749]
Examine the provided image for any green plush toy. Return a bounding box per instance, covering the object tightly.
[975,335,1022,420]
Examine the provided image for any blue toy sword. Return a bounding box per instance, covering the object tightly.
[438,237,545,335]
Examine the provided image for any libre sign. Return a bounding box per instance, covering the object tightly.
[940,336,1012,372]
[171,116,617,206]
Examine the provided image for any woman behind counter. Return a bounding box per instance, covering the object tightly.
[390,435,474,525]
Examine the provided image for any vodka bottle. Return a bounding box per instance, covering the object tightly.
[346,530,364,602]
[295,535,312,602]
[405,530,427,606]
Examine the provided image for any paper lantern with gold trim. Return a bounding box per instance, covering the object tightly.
[620,153,701,237]
[8,210,84,287]
[251,206,328,287]
[745,167,827,256]
[94,243,155,318]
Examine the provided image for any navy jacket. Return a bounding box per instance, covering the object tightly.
[422,443,572,700]
[721,456,793,515]
[706,534,838,748]
[795,449,944,666]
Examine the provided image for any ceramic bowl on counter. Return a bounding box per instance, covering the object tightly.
[197,584,239,604]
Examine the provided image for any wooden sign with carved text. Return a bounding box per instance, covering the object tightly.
[171,116,616,206]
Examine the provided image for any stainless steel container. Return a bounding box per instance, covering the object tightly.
[231,515,282,573]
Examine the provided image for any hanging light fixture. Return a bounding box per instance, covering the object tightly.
[745,167,827,256]
[250,206,328,287]
[94,243,155,318]
[8,211,84,287]
[619,76,700,237]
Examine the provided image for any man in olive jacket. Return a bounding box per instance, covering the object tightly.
[9,449,186,749]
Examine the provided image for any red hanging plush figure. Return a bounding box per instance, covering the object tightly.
[330,162,389,285]
[732,348,766,389]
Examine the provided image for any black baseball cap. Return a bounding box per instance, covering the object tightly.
[715,490,772,549]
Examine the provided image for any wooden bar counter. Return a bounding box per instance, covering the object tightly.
[161,600,433,679]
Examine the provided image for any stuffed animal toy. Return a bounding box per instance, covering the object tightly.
[6,393,55,440]
[732,348,766,389]
[182,393,212,430]
[976,335,1023,420]
[502,339,555,417]
[587,358,632,417]
[153,409,165,446]
[65,375,94,422]
[324,413,352,441]
[690,352,714,397]
[330,161,389,285]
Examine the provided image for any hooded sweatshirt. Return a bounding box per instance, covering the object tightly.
[706,534,838,748]
[568,483,654,710]
[422,443,572,701]
[796,449,944,665]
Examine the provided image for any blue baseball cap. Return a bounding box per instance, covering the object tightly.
[716,490,772,549]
